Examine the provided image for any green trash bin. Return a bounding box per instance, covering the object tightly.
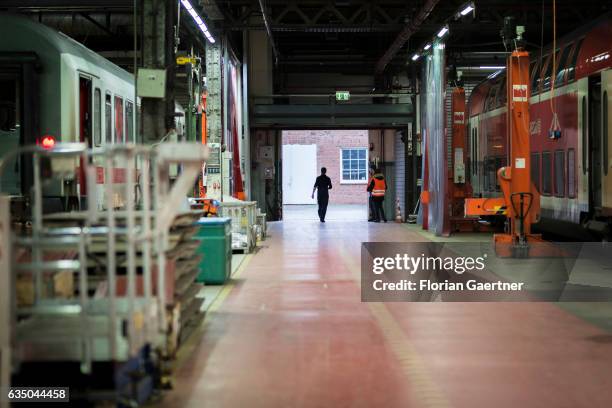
[194,217,232,284]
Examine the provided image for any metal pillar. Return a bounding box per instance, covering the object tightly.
[242,30,251,200]
[141,0,176,142]
[406,66,418,216]
[205,41,223,199]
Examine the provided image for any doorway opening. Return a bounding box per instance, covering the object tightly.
[281,130,370,221]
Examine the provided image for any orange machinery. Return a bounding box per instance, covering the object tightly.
[198,92,208,199]
[449,87,478,232]
[465,44,542,255]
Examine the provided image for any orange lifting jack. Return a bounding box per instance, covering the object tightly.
[465,38,542,256]
[448,87,492,233]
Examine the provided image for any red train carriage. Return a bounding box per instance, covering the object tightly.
[467,17,611,238]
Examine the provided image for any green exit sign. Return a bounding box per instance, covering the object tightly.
[336,91,350,101]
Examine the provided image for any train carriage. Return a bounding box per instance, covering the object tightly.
[467,17,611,238]
[0,14,137,211]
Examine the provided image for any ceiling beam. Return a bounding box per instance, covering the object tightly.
[374,0,440,75]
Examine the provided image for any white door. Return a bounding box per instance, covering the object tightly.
[282,144,317,204]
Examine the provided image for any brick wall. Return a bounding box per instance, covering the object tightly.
[282,130,369,205]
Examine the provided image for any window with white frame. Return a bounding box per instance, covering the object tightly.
[341,148,368,183]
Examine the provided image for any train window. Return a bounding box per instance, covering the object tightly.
[530,59,541,96]
[483,156,490,191]
[488,157,496,192]
[567,38,583,83]
[604,91,609,176]
[485,84,498,111]
[536,55,550,93]
[554,45,572,86]
[531,152,540,193]
[94,88,101,146]
[136,108,142,143]
[542,51,558,92]
[496,80,507,108]
[542,151,552,195]
[0,77,19,131]
[494,156,505,192]
[554,150,565,197]
[582,96,587,174]
[472,128,478,176]
[105,93,112,144]
[114,96,124,143]
[568,149,576,198]
[126,101,134,144]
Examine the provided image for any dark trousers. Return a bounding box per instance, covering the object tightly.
[372,197,386,222]
[318,195,329,221]
[368,194,374,220]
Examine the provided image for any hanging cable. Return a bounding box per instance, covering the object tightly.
[538,0,544,103]
[549,0,561,138]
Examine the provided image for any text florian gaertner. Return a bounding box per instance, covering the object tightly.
[371,253,525,292]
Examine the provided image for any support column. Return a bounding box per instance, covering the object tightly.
[141,0,176,142]
[406,65,419,217]
[205,41,223,200]
[242,30,251,200]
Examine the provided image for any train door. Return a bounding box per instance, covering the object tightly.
[588,74,602,211]
[78,76,92,208]
[0,56,39,200]
[0,70,22,195]
[469,115,481,196]
[603,70,612,211]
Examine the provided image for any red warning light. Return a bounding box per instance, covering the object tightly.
[40,135,56,149]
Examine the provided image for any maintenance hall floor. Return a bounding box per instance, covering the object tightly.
[160,205,612,408]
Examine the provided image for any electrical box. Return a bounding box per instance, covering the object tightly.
[222,151,233,196]
[205,143,222,200]
[259,145,274,160]
[264,166,274,180]
[137,68,166,98]
[453,148,465,184]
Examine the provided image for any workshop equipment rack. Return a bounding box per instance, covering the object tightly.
[0,142,208,404]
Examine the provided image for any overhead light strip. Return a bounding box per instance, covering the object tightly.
[409,2,475,65]
[460,3,474,16]
[437,25,449,38]
[180,0,215,44]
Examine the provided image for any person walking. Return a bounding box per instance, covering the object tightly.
[311,167,332,222]
[367,168,387,223]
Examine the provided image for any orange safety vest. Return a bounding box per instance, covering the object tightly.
[366,177,373,191]
[372,177,386,197]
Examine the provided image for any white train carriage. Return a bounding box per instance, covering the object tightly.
[0,13,139,212]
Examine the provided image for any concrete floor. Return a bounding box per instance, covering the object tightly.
[162,205,612,408]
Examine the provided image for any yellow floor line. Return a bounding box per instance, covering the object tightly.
[173,253,254,368]
[206,253,253,313]
[338,244,452,408]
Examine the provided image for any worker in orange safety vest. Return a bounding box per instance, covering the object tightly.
[367,168,387,223]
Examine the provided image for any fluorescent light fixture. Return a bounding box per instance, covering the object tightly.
[479,65,505,69]
[423,43,432,51]
[412,54,420,61]
[460,4,474,16]
[180,0,215,43]
[487,70,503,79]
[437,26,449,38]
